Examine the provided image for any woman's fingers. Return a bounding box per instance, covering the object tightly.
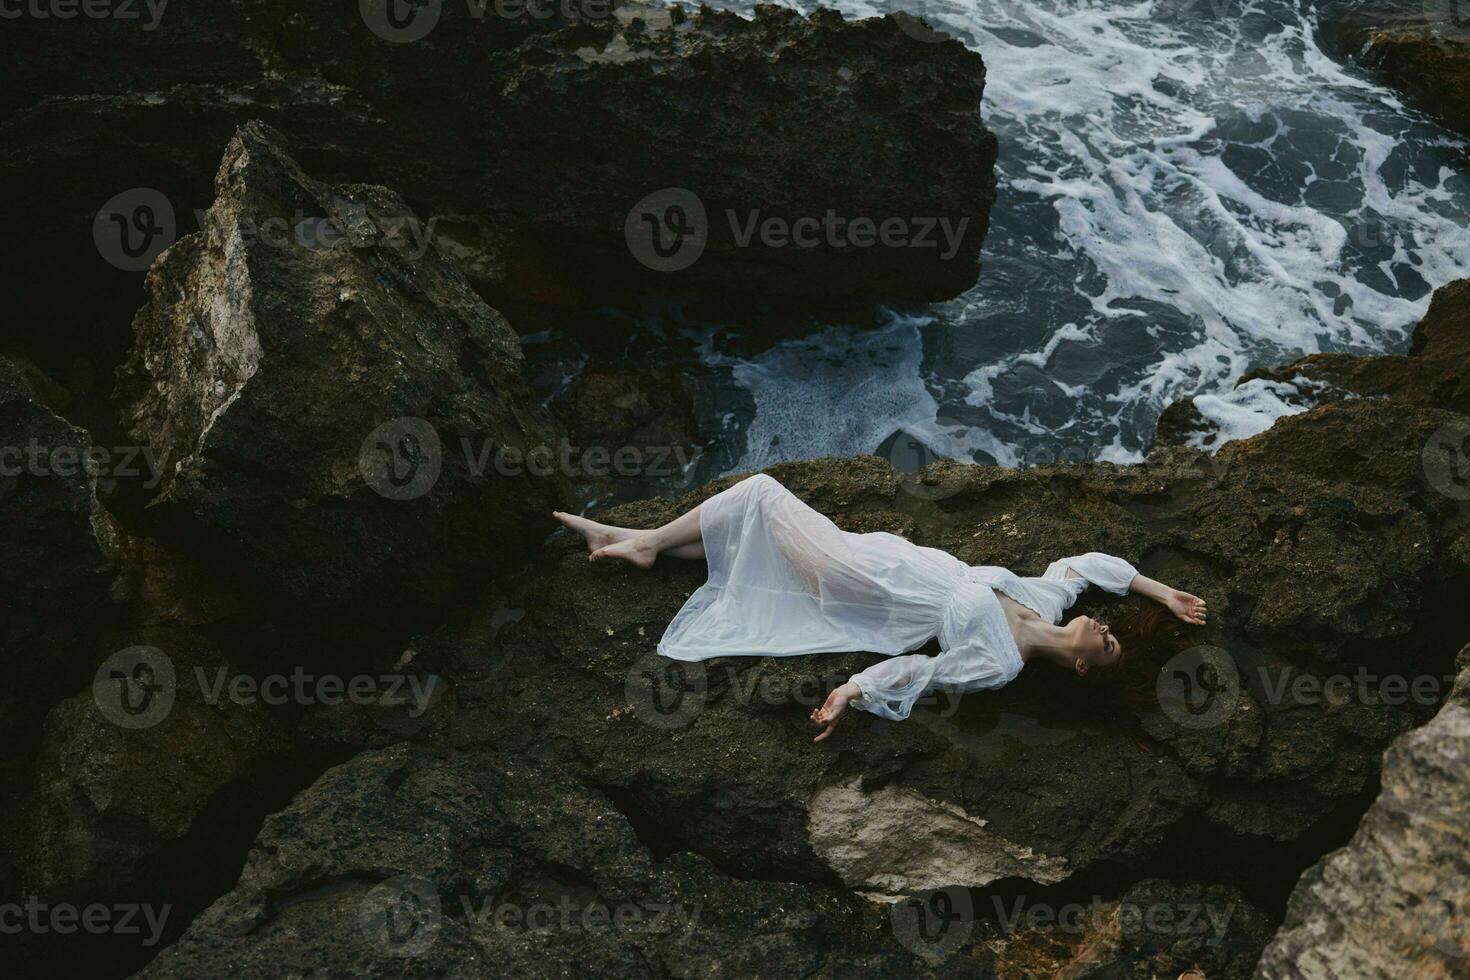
[813,722,836,743]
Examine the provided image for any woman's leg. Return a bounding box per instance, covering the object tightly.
[552,507,704,566]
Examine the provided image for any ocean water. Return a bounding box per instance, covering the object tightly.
[527,0,1470,497]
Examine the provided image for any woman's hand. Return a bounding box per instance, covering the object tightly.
[1129,573,1207,626]
[1165,589,1207,625]
[810,682,861,743]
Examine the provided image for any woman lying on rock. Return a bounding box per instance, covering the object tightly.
[554,473,1206,742]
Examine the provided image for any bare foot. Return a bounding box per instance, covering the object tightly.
[552,511,633,555]
[810,682,860,743]
[589,535,658,569]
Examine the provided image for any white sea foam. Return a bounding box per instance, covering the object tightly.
[666,0,1470,471]
[1186,373,1332,452]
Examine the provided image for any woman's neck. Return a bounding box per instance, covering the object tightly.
[1014,618,1076,668]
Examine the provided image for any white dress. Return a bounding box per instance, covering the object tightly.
[657,474,1139,721]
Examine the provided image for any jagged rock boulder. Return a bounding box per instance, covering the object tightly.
[1,1,997,369]
[135,742,957,978]
[115,121,570,627]
[0,355,122,747]
[1255,644,1470,976]
[18,625,291,903]
[169,278,1463,979]
[8,624,298,976]
[112,252,1470,980]
[344,356,1464,916]
[1155,275,1470,451]
[1317,1,1470,138]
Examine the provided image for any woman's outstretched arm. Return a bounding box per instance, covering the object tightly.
[1128,573,1207,625]
[1048,553,1207,626]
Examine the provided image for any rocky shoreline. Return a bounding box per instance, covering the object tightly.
[2,4,1469,978]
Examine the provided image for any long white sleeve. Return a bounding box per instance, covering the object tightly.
[848,582,1024,721]
[1041,552,1139,596]
[848,653,942,721]
[850,643,1018,721]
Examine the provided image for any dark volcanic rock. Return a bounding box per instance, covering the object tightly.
[977,878,1274,980]
[1317,1,1470,138]
[135,742,951,978]
[114,263,1470,980]
[378,351,1468,913]
[115,121,570,627]
[18,625,290,903]
[0,354,122,746]
[1255,644,1470,976]
[1,1,997,369]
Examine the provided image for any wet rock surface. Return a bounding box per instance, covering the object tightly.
[103,271,1469,974]
[3,8,1469,975]
[0,354,123,749]
[1256,644,1470,976]
[133,742,944,978]
[438,302,1470,878]
[1317,1,1470,138]
[17,626,290,902]
[115,120,570,628]
[0,0,996,373]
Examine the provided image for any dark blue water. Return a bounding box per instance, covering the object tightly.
[527,0,1470,503]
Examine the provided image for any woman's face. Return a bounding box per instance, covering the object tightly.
[1067,615,1123,669]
